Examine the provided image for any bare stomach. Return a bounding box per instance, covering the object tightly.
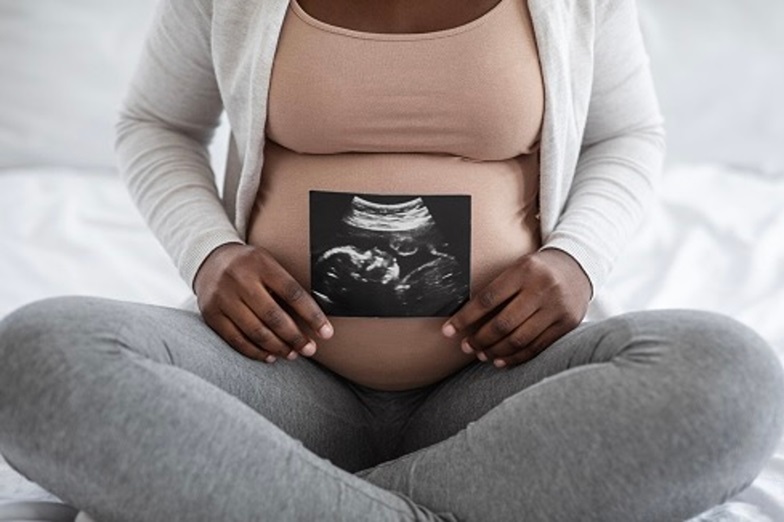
[246,140,541,391]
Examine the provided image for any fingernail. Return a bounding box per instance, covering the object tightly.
[318,323,334,339]
[301,341,317,357]
[461,339,474,354]
[477,352,488,362]
[286,350,299,361]
[265,355,277,364]
[442,323,456,338]
[494,359,507,368]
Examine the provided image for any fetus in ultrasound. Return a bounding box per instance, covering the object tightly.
[310,191,471,317]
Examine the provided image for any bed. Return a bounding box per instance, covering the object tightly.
[1,1,783,520]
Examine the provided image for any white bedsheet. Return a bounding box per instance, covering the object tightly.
[602,163,784,521]
[1,164,783,521]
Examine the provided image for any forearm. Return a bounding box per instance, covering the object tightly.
[114,0,242,291]
[542,0,666,299]
[542,122,666,299]
[115,115,243,290]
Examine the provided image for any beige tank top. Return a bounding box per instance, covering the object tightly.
[247,0,545,391]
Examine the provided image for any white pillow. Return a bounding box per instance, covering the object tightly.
[0,0,158,169]
[639,0,784,174]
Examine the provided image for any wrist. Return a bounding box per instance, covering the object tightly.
[193,241,246,294]
[537,247,593,302]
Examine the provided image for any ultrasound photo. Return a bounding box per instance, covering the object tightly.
[309,190,471,317]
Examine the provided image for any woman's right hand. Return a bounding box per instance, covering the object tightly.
[193,243,334,364]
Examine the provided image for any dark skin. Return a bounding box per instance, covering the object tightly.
[297,0,504,33]
[193,1,593,369]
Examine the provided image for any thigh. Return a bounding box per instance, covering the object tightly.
[391,318,604,457]
[355,309,784,521]
[393,308,783,459]
[1,297,461,521]
[1,296,377,472]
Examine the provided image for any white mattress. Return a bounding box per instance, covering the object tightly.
[1,164,783,521]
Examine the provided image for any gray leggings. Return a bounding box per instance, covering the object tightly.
[1,297,783,522]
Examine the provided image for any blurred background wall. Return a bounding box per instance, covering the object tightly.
[639,0,784,175]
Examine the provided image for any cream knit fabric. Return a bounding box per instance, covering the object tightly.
[115,0,665,312]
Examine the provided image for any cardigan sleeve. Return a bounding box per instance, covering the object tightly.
[540,0,667,300]
[115,0,243,292]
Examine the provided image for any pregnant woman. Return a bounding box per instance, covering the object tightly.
[1,0,783,520]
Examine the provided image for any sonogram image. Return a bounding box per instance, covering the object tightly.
[309,191,471,317]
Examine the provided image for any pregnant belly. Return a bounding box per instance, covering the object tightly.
[247,140,541,391]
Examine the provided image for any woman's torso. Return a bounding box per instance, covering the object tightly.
[247,0,544,391]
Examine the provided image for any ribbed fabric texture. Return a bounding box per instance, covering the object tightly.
[267,0,543,160]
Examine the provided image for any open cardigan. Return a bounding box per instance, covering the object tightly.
[115,0,666,312]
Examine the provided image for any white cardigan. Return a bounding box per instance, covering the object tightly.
[115,0,665,312]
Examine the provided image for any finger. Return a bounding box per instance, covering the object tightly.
[493,321,565,369]
[261,259,334,340]
[442,270,521,339]
[213,314,278,364]
[465,292,540,353]
[475,307,552,362]
[228,300,301,360]
[238,286,317,358]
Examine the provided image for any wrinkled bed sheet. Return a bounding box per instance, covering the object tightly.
[0,164,782,521]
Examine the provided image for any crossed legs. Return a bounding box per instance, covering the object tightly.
[1,297,782,521]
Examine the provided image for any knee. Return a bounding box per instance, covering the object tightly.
[641,309,784,467]
[1,297,62,364]
[613,309,784,501]
[2,295,89,343]
[0,296,119,384]
[623,309,783,397]
[666,309,783,407]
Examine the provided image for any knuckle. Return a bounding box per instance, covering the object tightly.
[249,252,271,276]
[212,293,231,310]
[263,308,285,329]
[266,347,288,358]
[531,254,548,270]
[491,316,514,336]
[564,313,581,329]
[521,254,540,272]
[200,306,219,323]
[258,342,283,357]
[555,309,579,329]
[309,308,327,326]
[249,326,270,345]
[253,247,271,264]
[247,348,267,361]
[227,336,248,352]
[288,333,308,349]
[466,335,483,351]
[282,280,306,303]
[507,333,528,350]
[484,345,507,358]
[224,262,245,282]
[478,289,496,309]
[539,268,558,287]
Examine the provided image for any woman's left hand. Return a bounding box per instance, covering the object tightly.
[441,248,592,369]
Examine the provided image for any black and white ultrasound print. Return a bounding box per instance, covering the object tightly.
[309,190,471,317]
